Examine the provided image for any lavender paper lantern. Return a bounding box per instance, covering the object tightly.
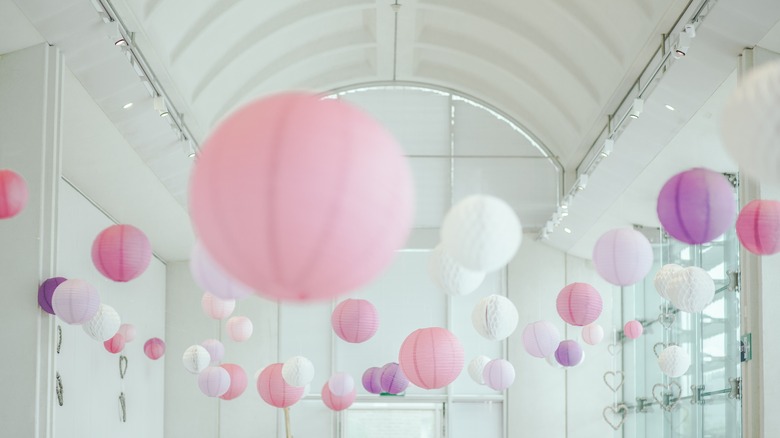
[0,169,28,219]
[190,241,253,300]
[554,340,584,367]
[380,362,409,394]
[427,244,486,296]
[92,224,152,282]
[201,339,225,365]
[658,345,691,377]
[468,356,491,385]
[654,264,683,301]
[183,345,211,374]
[82,304,121,342]
[581,323,604,346]
[322,382,356,411]
[226,316,253,342]
[198,366,231,397]
[201,293,235,320]
[667,266,715,313]
[657,168,736,244]
[51,279,100,325]
[144,337,166,360]
[331,299,379,343]
[482,359,515,391]
[623,320,643,340]
[471,294,519,341]
[556,283,603,327]
[282,356,315,387]
[736,200,780,255]
[117,323,136,343]
[521,320,561,358]
[592,228,653,286]
[399,327,464,389]
[38,277,66,315]
[328,372,355,397]
[362,367,383,394]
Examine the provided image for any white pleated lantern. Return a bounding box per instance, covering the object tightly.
[328,372,354,397]
[468,355,492,385]
[440,195,522,272]
[472,295,519,341]
[201,339,225,365]
[658,345,691,378]
[226,316,253,342]
[182,345,211,374]
[654,264,683,301]
[282,356,315,387]
[667,267,715,313]
[82,304,121,342]
[201,293,236,320]
[198,366,231,397]
[427,245,485,296]
[581,323,604,346]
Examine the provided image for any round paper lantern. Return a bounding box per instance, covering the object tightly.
[658,345,691,377]
[556,283,603,326]
[91,224,152,282]
[51,279,100,325]
[668,266,715,313]
[521,320,561,358]
[0,169,28,219]
[554,340,584,367]
[220,364,248,400]
[82,304,121,342]
[257,363,305,408]
[380,362,409,394]
[546,353,563,369]
[183,345,211,374]
[201,293,236,320]
[189,92,414,302]
[144,337,166,360]
[654,264,683,300]
[624,320,644,340]
[282,356,314,387]
[471,294,519,341]
[468,356,491,385]
[200,339,225,365]
[581,323,604,346]
[737,200,780,255]
[440,195,522,272]
[483,359,515,391]
[190,241,253,300]
[104,333,125,354]
[117,323,136,343]
[198,366,231,397]
[226,316,253,342]
[657,168,736,245]
[322,382,356,411]
[399,327,464,389]
[331,299,379,343]
[328,372,355,397]
[38,277,66,315]
[362,367,383,394]
[428,245,486,296]
[592,228,653,286]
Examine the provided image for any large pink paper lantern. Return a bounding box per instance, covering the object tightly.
[331,299,379,343]
[51,279,100,325]
[554,340,584,367]
[38,277,66,315]
[624,320,644,340]
[226,316,253,342]
[220,364,248,400]
[483,359,515,391]
[117,323,136,342]
[657,168,736,245]
[380,362,409,394]
[257,363,305,408]
[189,92,414,302]
[521,320,561,358]
[399,327,464,389]
[144,337,166,360]
[362,367,383,394]
[556,283,602,326]
[592,228,653,286]
[190,241,253,300]
[198,366,231,397]
[736,200,780,255]
[201,293,236,320]
[201,339,225,365]
[104,333,125,354]
[322,382,356,411]
[0,169,28,219]
[91,224,152,282]
[581,323,604,346]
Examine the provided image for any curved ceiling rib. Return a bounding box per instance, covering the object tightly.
[546,0,625,64]
[167,0,243,64]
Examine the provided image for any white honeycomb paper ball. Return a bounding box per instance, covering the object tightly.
[82,304,121,342]
[428,245,486,296]
[654,264,683,301]
[468,355,492,385]
[668,266,715,313]
[472,294,519,341]
[182,345,211,374]
[658,345,691,377]
[282,356,315,387]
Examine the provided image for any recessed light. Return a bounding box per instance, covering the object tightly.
[665,104,676,111]
[122,102,133,109]
[188,152,196,158]
[115,38,127,47]
[564,227,572,234]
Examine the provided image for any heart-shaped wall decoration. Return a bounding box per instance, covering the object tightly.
[603,371,625,392]
[652,382,682,412]
[603,404,628,430]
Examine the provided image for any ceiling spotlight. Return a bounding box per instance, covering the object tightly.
[673,24,696,59]
[154,96,170,117]
[564,228,572,234]
[665,104,676,111]
[629,98,644,119]
[599,139,614,158]
[186,139,198,158]
[122,102,133,109]
[576,174,589,191]
[115,38,127,47]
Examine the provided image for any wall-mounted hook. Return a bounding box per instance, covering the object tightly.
[728,378,742,400]
[691,384,705,405]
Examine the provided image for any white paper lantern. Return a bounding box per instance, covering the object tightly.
[545,353,563,369]
[482,359,515,391]
[472,295,519,341]
[654,264,683,301]
[428,245,485,296]
[468,355,491,385]
[200,339,224,365]
[328,372,354,397]
[282,356,315,387]
[82,304,121,342]
[226,316,253,342]
[658,345,691,377]
[667,266,715,313]
[581,323,604,346]
[182,345,211,374]
[440,195,522,272]
[201,293,235,320]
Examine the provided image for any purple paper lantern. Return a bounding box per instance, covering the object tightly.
[592,228,653,286]
[482,359,515,391]
[657,168,736,244]
[362,367,383,394]
[521,320,561,358]
[556,283,602,327]
[555,340,584,367]
[38,277,67,315]
[380,362,409,394]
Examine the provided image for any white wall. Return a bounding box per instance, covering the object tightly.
[760,179,780,433]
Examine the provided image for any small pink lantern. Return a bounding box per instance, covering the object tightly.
[0,169,28,219]
[321,382,356,411]
[144,337,166,360]
[226,316,253,342]
[104,333,125,354]
[201,339,225,365]
[581,323,604,346]
[117,323,136,342]
[51,279,100,325]
[362,367,383,394]
[521,320,561,358]
[331,299,379,343]
[554,340,584,367]
[624,320,644,340]
[482,359,515,391]
[219,364,248,400]
[380,362,409,394]
[190,241,253,300]
[736,200,780,255]
[198,366,231,397]
[592,228,654,286]
[399,327,464,390]
[328,372,355,397]
[38,277,67,315]
[201,293,236,320]
[556,283,603,327]
[257,363,305,408]
[91,224,152,282]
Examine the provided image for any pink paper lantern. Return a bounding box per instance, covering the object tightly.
[226,316,253,342]
[144,337,166,360]
[91,224,152,282]
[321,382,356,411]
[51,279,100,325]
[201,339,225,365]
[362,367,383,394]
[220,364,248,400]
[554,340,584,367]
[201,293,236,320]
[624,320,644,339]
[189,92,414,302]
[190,241,253,300]
[399,327,464,390]
[521,320,561,358]
[331,299,379,343]
[198,366,231,397]
[592,228,654,286]
[380,362,409,394]
[556,283,603,327]
[257,363,305,408]
[104,333,126,354]
[482,359,515,391]
[117,323,136,343]
[38,277,67,315]
[581,323,604,346]
[0,169,28,219]
[736,200,780,255]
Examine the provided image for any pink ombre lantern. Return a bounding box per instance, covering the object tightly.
[362,367,383,394]
[220,364,248,400]
[257,363,305,408]
[201,339,225,365]
[555,340,584,367]
[0,169,28,219]
[190,241,253,300]
[624,320,644,339]
[592,228,653,286]
[556,283,603,326]
[581,323,604,346]
[399,327,464,389]
[91,224,152,282]
[104,333,125,354]
[189,93,414,302]
[521,320,561,358]
[144,337,166,360]
[321,382,356,411]
[201,293,236,320]
[51,279,100,325]
[482,359,515,391]
[198,366,231,397]
[736,200,780,255]
[380,362,409,394]
[38,277,66,315]
[117,323,136,342]
[331,299,379,343]
[226,316,253,342]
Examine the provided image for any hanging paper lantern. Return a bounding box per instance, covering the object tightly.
[322,382,356,411]
[257,363,305,408]
[471,294,519,341]
[399,327,464,389]
[427,245,486,296]
[117,323,136,343]
[380,362,409,394]
[667,266,715,313]
[658,345,691,377]
[200,339,225,365]
[440,195,522,272]
[736,200,780,255]
[198,366,231,397]
[468,356,492,385]
[581,323,604,346]
[0,169,28,219]
[482,359,515,391]
[182,345,211,374]
[328,372,355,397]
[91,224,152,282]
[556,283,602,327]
[623,320,644,340]
[282,356,315,387]
[554,340,584,367]
[144,337,166,360]
[226,316,253,342]
[190,241,253,300]
[362,367,383,394]
[331,299,379,343]
[592,228,653,286]
[104,333,125,354]
[201,293,236,320]
[657,168,736,245]
[38,277,66,315]
[189,93,414,302]
[82,304,121,342]
[51,279,100,325]
[220,364,248,400]
[521,320,561,358]
[654,264,683,301]
[546,354,563,369]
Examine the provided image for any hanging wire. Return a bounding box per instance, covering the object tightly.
[119,392,127,422]
[56,325,62,354]
[119,355,128,379]
[56,372,64,406]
